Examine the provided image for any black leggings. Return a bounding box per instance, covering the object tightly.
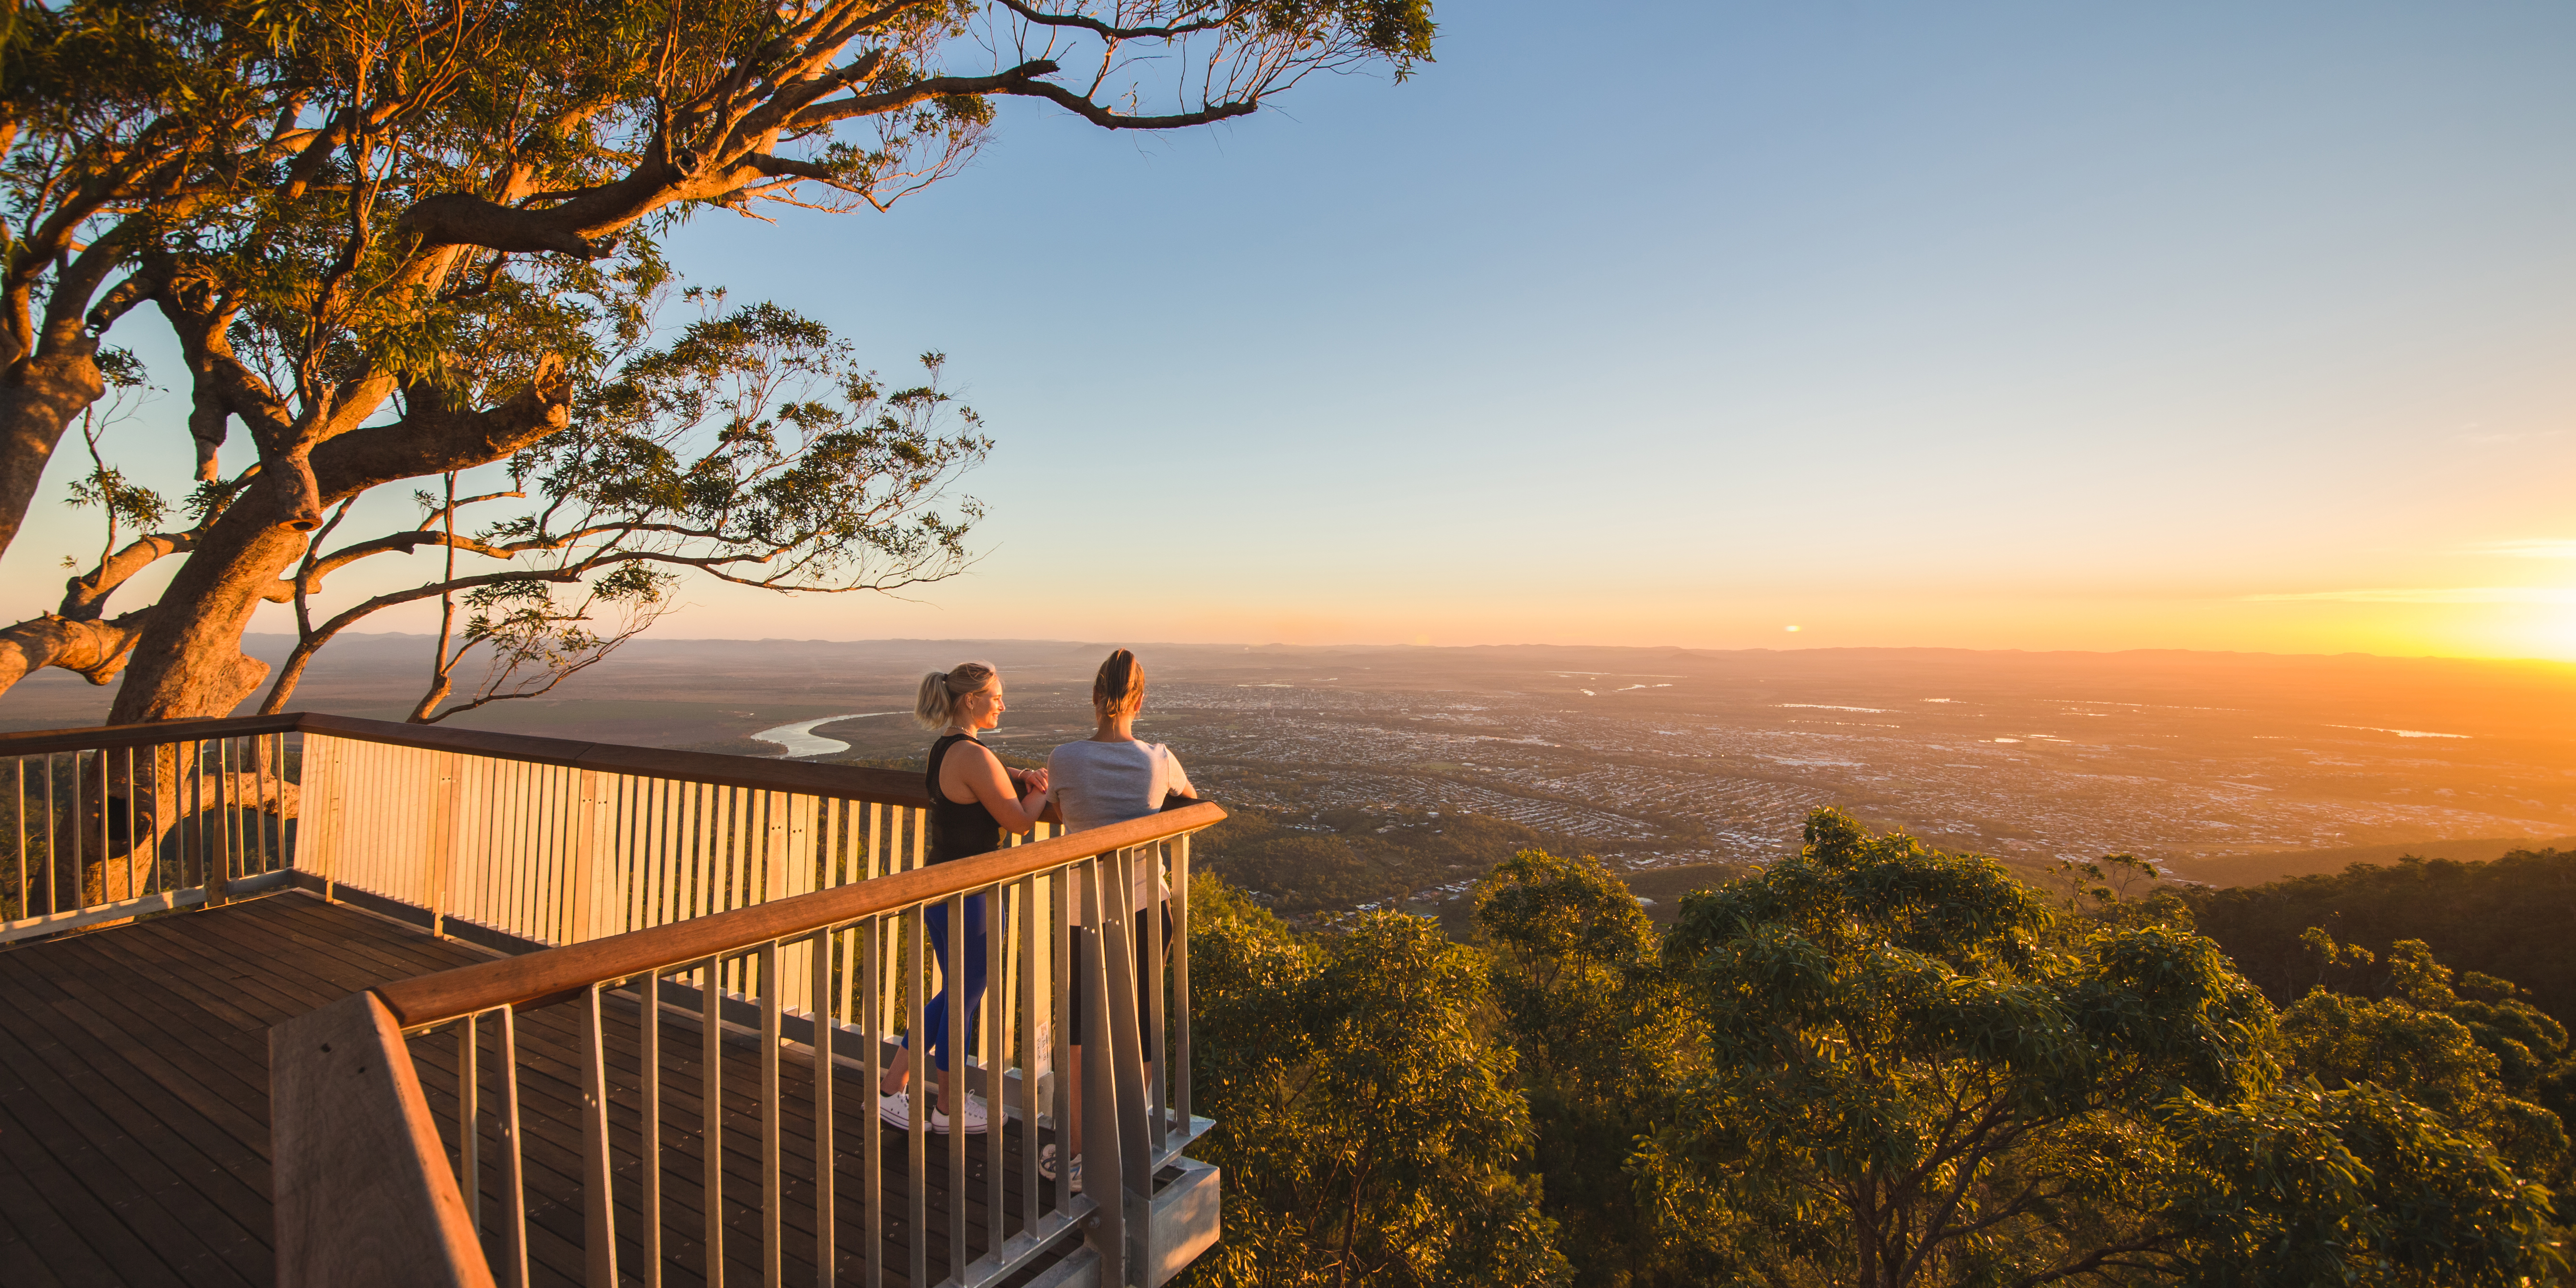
[1069,907,1172,1060]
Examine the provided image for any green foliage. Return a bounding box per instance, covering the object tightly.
[1648,810,2275,1285]
[2190,846,2576,1026]
[2280,938,2571,1182]
[1184,872,1567,1288]
[1475,850,1697,1287]
[1185,811,2568,1288]
[61,460,163,533]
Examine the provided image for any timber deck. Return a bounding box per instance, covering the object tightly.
[0,890,1066,1287]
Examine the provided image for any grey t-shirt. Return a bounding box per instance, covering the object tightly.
[1046,738,1193,918]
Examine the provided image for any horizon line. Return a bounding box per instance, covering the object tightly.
[242,631,2576,669]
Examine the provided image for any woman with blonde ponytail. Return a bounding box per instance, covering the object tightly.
[879,661,1050,1136]
[1038,648,1197,1190]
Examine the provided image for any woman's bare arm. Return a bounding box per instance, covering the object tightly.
[946,740,1049,832]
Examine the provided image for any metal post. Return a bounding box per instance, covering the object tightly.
[640,973,662,1288]
[863,916,884,1288]
[984,880,1005,1253]
[760,940,783,1287]
[1174,833,1193,1132]
[1020,872,1042,1221]
[582,985,619,1288]
[1104,848,1152,1208]
[458,1014,480,1230]
[946,890,968,1274]
[702,956,725,1283]
[1080,858,1126,1288]
[908,903,928,1288]
[811,927,835,1287]
[499,1006,530,1288]
[1146,844,1167,1159]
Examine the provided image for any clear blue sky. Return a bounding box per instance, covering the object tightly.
[15,1,2576,657]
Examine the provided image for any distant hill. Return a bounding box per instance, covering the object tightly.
[2165,835,2576,887]
[2188,846,2576,1025]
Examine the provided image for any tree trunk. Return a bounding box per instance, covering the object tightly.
[107,487,305,723]
[102,363,570,724]
[0,348,107,564]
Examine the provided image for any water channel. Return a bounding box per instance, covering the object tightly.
[747,711,904,758]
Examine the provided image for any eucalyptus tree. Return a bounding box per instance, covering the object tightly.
[1186,876,1568,1288]
[0,0,1437,723]
[1646,809,2564,1288]
[1475,849,1701,1287]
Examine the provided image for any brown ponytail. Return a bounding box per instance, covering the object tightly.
[1092,649,1145,718]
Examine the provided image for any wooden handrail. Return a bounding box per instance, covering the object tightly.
[372,800,1227,1028]
[0,711,929,806]
[0,712,305,756]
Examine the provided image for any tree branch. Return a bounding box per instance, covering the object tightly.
[997,77,1260,130]
[60,530,199,621]
[991,0,1236,41]
[0,609,153,690]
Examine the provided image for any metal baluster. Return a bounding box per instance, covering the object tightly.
[147,739,165,901]
[100,749,115,901]
[1079,857,1126,1287]
[499,1006,530,1288]
[67,752,82,910]
[908,902,928,1288]
[45,753,60,912]
[12,757,24,921]
[217,737,234,895]
[1147,844,1167,1159]
[702,955,725,1284]
[1020,872,1041,1223]
[862,914,885,1288]
[1050,869,1071,1221]
[984,880,1004,1255]
[811,927,835,1287]
[945,890,967,1275]
[122,746,138,899]
[1174,832,1193,1133]
[582,983,619,1288]
[761,941,782,1287]
[459,1014,480,1231]
[641,969,662,1288]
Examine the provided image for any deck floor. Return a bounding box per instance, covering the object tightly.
[0,890,1079,1287]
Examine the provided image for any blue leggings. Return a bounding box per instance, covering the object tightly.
[908,893,987,1072]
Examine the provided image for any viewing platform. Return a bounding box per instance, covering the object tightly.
[0,714,1223,1288]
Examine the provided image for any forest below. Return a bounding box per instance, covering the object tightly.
[1176,816,2576,1288]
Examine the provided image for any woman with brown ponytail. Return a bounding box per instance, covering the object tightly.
[879,661,1050,1135]
[1038,648,1196,1190]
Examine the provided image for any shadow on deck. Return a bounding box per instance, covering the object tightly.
[0,890,1072,1288]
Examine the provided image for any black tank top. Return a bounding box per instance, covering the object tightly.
[925,733,1004,865]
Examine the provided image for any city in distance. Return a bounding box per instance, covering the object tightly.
[23,633,2574,911]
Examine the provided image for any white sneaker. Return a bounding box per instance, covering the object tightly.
[1039,1144,1082,1194]
[879,1093,914,1130]
[931,1094,989,1135]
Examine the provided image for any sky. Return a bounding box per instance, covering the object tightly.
[13,0,2576,658]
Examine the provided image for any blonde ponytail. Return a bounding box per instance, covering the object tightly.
[915,660,998,730]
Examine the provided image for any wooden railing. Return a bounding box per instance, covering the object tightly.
[0,713,1222,1287]
[0,713,304,940]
